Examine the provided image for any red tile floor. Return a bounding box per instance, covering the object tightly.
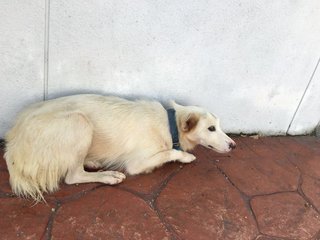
[0,136,319,240]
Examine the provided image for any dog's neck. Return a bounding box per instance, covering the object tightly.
[167,109,181,150]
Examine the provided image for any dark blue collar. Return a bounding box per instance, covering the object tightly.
[167,109,181,150]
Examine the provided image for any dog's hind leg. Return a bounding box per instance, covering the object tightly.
[65,166,126,185]
[64,115,126,185]
[126,149,196,175]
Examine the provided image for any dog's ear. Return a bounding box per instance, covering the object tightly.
[181,113,199,132]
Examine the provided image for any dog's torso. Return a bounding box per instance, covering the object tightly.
[15,94,173,170]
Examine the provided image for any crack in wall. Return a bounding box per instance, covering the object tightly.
[287,57,320,134]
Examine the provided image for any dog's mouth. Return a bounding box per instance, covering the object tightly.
[207,145,230,154]
[208,145,220,152]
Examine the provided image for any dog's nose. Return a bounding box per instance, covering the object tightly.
[229,142,236,150]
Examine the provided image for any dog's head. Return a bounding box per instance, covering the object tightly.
[171,101,236,153]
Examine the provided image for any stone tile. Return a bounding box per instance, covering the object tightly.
[204,137,303,196]
[251,192,320,239]
[214,156,299,196]
[51,187,169,240]
[294,136,320,154]
[120,162,182,195]
[0,198,53,239]
[312,230,320,240]
[291,152,320,179]
[238,137,274,158]
[257,137,292,159]
[278,137,320,178]
[157,153,258,240]
[231,137,289,160]
[0,169,11,194]
[301,175,320,211]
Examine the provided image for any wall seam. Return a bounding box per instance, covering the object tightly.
[43,0,50,100]
[286,57,320,134]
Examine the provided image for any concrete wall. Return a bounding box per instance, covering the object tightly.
[1,0,320,137]
[0,0,45,137]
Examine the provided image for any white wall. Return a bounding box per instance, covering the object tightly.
[1,1,320,137]
[0,0,45,137]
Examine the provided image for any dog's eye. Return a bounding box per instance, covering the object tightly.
[208,126,216,132]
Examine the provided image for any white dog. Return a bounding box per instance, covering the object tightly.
[4,94,236,201]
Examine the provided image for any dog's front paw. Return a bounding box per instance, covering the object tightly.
[101,171,126,185]
[179,153,196,163]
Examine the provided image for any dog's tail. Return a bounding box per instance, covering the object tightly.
[4,144,62,202]
[4,157,46,202]
[4,111,93,202]
[4,139,66,202]
[4,121,67,202]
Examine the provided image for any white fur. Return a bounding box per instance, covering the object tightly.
[4,94,235,201]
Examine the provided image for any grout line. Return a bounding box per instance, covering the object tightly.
[151,169,182,240]
[117,169,182,240]
[286,57,320,134]
[150,167,182,202]
[43,0,50,101]
[297,174,320,215]
[57,184,105,204]
[43,201,60,240]
[116,185,150,203]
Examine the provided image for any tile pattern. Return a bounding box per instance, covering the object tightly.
[0,136,319,240]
